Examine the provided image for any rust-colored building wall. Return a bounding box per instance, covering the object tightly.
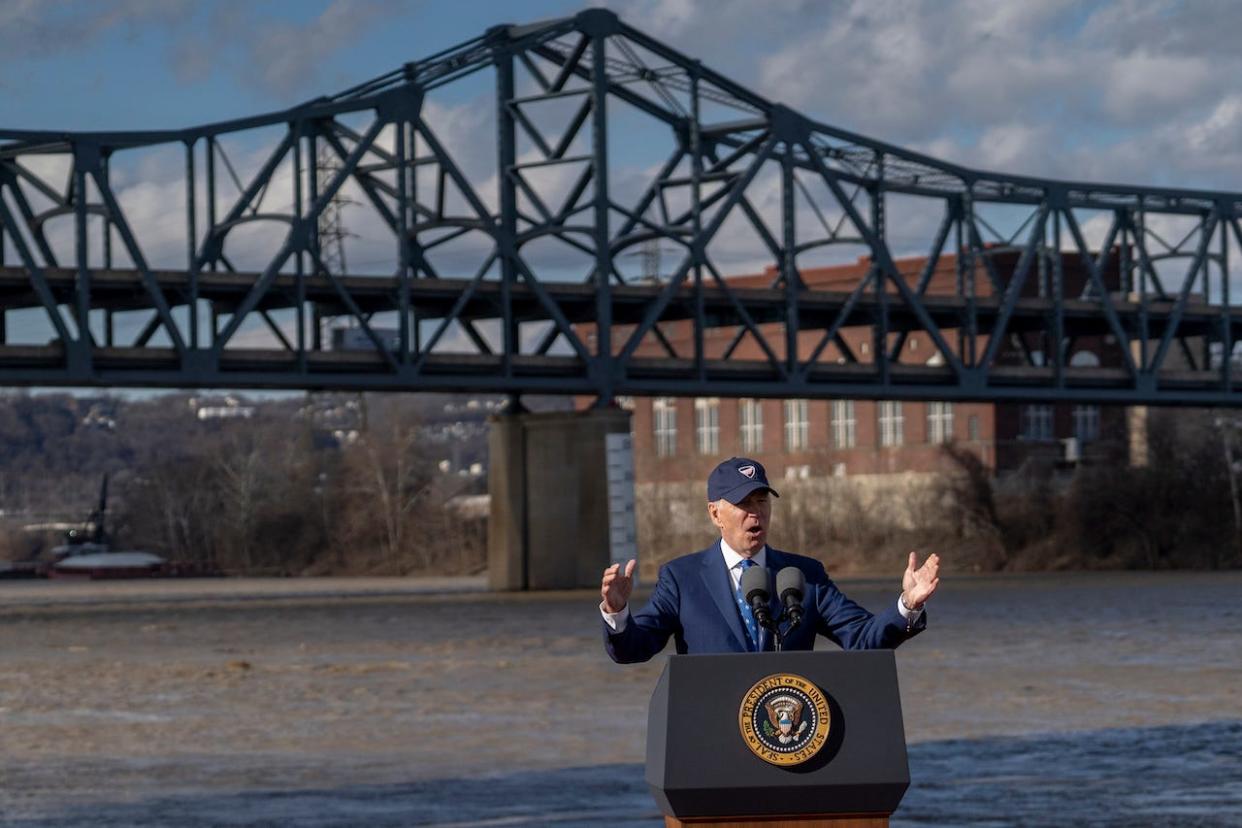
[992,402,1128,471]
[625,396,1001,485]
[577,249,1126,485]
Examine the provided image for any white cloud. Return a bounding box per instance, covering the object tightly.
[604,0,1242,193]
[1101,52,1216,125]
[241,0,406,98]
[970,123,1060,176]
[1179,95,1242,167]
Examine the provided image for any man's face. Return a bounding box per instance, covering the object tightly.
[708,489,772,557]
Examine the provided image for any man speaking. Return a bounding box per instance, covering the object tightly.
[600,457,940,662]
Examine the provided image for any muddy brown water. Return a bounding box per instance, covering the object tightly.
[1,572,1240,826]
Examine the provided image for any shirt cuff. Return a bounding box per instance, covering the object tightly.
[896,595,924,622]
[601,601,630,633]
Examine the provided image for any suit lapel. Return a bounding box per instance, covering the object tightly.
[700,544,750,652]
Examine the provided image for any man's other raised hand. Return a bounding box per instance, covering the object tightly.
[601,559,637,614]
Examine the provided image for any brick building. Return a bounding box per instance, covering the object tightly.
[592,249,1130,486]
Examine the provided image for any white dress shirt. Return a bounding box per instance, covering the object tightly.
[601,539,923,633]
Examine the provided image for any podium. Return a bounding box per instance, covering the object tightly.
[646,651,909,827]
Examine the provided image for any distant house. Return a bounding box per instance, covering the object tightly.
[189,395,256,421]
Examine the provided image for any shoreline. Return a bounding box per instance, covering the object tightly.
[1,568,1237,612]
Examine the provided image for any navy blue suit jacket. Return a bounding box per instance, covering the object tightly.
[604,544,925,663]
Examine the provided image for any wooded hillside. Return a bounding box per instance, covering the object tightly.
[0,391,495,575]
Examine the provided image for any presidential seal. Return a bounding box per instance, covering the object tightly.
[738,673,830,766]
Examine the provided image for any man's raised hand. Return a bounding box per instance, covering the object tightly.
[601,559,637,614]
[901,551,940,610]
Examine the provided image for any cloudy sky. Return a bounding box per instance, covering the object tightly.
[4,0,1240,192]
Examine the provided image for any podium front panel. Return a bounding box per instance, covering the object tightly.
[645,650,909,818]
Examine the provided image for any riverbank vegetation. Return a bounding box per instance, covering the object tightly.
[0,393,1237,575]
[0,392,490,576]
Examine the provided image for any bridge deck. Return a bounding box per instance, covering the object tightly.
[0,266,1237,402]
[0,266,1232,340]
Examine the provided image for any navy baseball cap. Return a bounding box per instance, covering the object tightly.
[707,457,780,504]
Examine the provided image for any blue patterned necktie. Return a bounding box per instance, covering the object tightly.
[735,559,760,651]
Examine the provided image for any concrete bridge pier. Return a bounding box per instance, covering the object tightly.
[487,407,635,590]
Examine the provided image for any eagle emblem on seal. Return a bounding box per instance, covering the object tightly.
[739,673,830,766]
[764,694,809,744]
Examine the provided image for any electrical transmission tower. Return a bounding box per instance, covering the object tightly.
[309,144,366,430]
[315,143,355,283]
[627,238,678,283]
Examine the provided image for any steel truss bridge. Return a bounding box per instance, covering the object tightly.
[2,8,1242,405]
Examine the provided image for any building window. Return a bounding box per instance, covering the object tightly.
[784,399,809,452]
[653,397,677,457]
[927,401,954,444]
[831,399,856,449]
[878,400,904,447]
[695,398,719,455]
[739,398,764,453]
[784,464,811,480]
[968,414,980,441]
[1073,404,1099,442]
[1021,404,1054,441]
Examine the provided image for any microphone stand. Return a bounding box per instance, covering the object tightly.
[763,617,783,652]
[772,606,802,652]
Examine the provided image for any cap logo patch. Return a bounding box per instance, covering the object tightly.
[738,464,756,479]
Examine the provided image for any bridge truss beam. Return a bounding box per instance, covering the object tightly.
[1,8,1240,405]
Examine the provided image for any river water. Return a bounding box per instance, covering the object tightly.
[0,572,1239,826]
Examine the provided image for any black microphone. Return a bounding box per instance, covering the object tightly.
[776,566,805,629]
[740,564,774,631]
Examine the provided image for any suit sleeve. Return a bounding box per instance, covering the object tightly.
[603,563,682,664]
[810,561,925,650]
